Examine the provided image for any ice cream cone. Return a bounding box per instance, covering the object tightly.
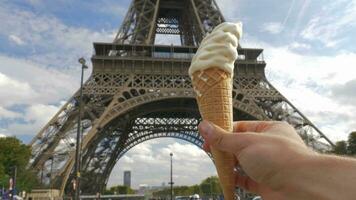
[192,67,236,200]
[188,22,242,200]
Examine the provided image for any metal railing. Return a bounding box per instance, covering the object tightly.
[92,43,265,63]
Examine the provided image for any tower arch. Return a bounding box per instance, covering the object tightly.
[64,97,256,194]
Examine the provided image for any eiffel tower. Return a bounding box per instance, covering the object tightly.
[29,0,334,196]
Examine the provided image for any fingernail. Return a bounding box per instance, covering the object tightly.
[200,121,214,138]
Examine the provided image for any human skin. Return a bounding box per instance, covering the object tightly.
[198,120,356,200]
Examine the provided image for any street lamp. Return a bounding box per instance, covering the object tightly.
[74,57,88,200]
[49,156,54,200]
[169,153,174,200]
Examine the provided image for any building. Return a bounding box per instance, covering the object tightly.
[138,184,148,195]
[123,171,131,188]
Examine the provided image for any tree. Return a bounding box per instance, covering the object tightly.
[189,184,200,195]
[200,176,221,196]
[0,137,40,192]
[0,164,8,186]
[152,176,221,198]
[152,185,194,197]
[332,141,348,155]
[105,185,135,195]
[347,131,356,155]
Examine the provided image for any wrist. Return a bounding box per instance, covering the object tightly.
[269,153,326,200]
[281,153,356,200]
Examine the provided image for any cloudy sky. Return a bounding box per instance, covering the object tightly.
[0,0,356,189]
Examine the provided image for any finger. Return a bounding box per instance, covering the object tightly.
[235,172,259,193]
[233,121,274,133]
[234,121,305,145]
[198,120,259,153]
[266,121,305,142]
[235,158,239,167]
[202,142,211,152]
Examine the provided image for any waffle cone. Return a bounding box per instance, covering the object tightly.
[192,68,236,200]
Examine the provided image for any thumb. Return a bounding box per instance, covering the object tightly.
[198,120,255,153]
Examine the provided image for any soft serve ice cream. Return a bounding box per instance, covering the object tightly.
[189,22,242,78]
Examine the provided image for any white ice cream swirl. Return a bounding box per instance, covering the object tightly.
[188,22,243,78]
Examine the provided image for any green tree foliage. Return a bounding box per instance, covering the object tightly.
[0,164,6,184]
[0,137,30,172]
[152,176,222,198]
[199,176,221,196]
[332,141,348,155]
[0,137,40,191]
[190,185,200,195]
[105,185,135,195]
[173,186,192,196]
[331,131,356,156]
[153,185,200,197]
[347,131,356,155]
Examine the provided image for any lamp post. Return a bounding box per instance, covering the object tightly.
[169,153,174,200]
[49,156,54,199]
[74,57,88,200]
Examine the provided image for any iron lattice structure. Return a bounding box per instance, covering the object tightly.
[29,0,333,196]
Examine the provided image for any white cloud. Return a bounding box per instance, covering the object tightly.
[25,0,43,6]
[288,42,311,50]
[0,106,21,119]
[261,22,283,34]
[300,0,356,47]
[0,2,114,68]
[281,0,296,27]
[0,72,36,106]
[0,55,77,107]
[95,0,128,17]
[4,103,60,136]
[8,34,25,45]
[216,0,241,20]
[0,133,6,137]
[331,79,356,105]
[108,139,215,189]
[265,46,356,86]
[259,42,356,141]
[24,104,59,125]
[240,36,356,141]
[0,1,114,139]
[0,53,77,137]
[161,142,207,161]
[121,155,134,164]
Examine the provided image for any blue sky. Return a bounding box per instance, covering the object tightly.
[0,0,356,188]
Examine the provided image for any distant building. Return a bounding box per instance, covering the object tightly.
[138,184,148,195]
[124,171,131,187]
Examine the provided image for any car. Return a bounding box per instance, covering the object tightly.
[14,195,23,200]
[189,194,200,200]
[175,196,190,200]
[252,196,262,200]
